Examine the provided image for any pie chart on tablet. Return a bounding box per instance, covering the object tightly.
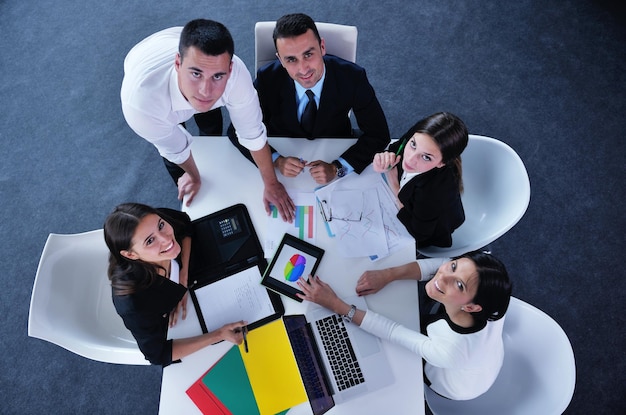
[284,254,306,282]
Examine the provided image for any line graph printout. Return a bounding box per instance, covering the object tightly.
[370,179,414,260]
[265,192,317,258]
[314,165,414,259]
[329,188,388,257]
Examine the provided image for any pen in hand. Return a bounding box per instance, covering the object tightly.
[387,138,406,170]
[236,325,249,353]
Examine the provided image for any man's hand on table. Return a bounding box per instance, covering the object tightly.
[177,172,201,206]
[275,155,306,177]
[308,160,336,184]
[263,180,296,222]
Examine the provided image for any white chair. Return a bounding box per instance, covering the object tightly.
[254,21,358,72]
[424,297,576,415]
[417,134,531,258]
[28,229,149,365]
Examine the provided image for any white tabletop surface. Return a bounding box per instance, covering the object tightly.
[159,137,424,415]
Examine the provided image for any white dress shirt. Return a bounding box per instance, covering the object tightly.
[121,26,267,165]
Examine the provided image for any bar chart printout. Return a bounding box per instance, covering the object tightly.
[265,192,317,258]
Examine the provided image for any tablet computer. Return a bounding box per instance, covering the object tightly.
[261,233,325,302]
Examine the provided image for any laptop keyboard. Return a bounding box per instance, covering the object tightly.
[288,327,328,400]
[315,314,365,391]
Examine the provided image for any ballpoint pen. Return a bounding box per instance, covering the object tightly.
[395,138,407,156]
[388,138,406,169]
[235,326,249,353]
[242,326,249,353]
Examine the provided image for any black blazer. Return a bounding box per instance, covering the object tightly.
[254,55,390,173]
[113,277,186,366]
[390,140,465,248]
[112,209,191,366]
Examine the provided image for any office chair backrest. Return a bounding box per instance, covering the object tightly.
[417,134,531,258]
[424,296,576,414]
[28,229,149,365]
[254,21,358,72]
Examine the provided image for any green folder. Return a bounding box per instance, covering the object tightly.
[201,346,259,414]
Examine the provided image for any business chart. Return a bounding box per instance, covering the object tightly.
[284,254,307,282]
[265,192,317,258]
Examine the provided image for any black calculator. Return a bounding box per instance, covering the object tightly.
[218,216,240,238]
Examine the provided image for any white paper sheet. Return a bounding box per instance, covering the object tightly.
[314,166,414,258]
[193,267,276,332]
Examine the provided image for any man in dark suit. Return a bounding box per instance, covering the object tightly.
[228,13,390,184]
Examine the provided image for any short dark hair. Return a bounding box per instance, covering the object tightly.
[455,251,512,323]
[273,13,321,49]
[179,19,234,60]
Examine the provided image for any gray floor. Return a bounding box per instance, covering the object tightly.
[1,1,624,414]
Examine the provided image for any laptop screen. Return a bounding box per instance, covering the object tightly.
[284,315,335,415]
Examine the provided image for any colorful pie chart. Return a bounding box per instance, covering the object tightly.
[284,254,306,282]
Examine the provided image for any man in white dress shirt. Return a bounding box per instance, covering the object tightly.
[121,19,294,221]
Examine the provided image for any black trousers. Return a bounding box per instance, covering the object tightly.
[162,108,223,183]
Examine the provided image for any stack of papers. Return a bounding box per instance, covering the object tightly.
[314,166,414,259]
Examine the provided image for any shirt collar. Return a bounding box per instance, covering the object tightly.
[294,64,326,103]
[169,68,195,112]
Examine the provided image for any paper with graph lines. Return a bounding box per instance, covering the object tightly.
[315,165,413,259]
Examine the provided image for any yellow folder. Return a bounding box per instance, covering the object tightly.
[239,318,308,415]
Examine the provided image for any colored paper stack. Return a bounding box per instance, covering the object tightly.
[186,319,307,415]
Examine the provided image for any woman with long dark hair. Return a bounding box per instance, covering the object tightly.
[373,112,469,248]
[298,251,512,400]
[104,203,245,366]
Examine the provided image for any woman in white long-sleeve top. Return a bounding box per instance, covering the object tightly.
[296,251,512,401]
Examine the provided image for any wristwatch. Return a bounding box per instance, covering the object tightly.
[342,304,357,323]
[332,160,346,178]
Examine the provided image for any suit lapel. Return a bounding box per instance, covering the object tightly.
[278,77,302,133]
[317,59,337,124]
[315,57,345,136]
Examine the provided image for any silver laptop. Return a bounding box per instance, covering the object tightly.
[284,295,394,414]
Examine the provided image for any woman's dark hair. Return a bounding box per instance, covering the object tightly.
[179,19,234,60]
[455,251,512,323]
[104,203,165,296]
[273,13,321,48]
[399,112,469,192]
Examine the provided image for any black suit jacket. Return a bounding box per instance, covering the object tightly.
[390,141,465,248]
[112,209,191,366]
[254,55,390,173]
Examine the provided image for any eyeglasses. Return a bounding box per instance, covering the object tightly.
[319,199,363,222]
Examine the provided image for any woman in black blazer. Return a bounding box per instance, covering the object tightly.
[104,203,246,366]
[373,113,469,248]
